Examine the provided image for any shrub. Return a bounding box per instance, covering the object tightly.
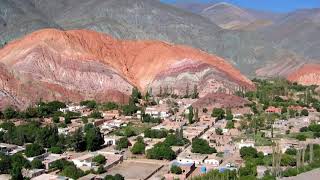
[240,147,258,159]
[92,155,106,165]
[146,143,176,160]
[31,159,44,169]
[301,109,309,116]
[49,146,63,154]
[25,144,45,157]
[296,134,307,141]
[170,165,182,174]
[211,108,225,120]
[116,137,129,150]
[191,138,216,154]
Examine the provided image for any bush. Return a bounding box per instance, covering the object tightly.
[285,148,297,155]
[52,116,60,123]
[211,108,225,120]
[131,138,145,154]
[281,154,296,166]
[191,138,216,154]
[116,137,129,150]
[283,168,298,177]
[96,165,106,174]
[240,147,258,159]
[226,121,234,129]
[170,165,182,174]
[215,128,223,135]
[146,143,176,160]
[300,126,309,132]
[104,174,125,180]
[89,111,103,119]
[296,134,307,141]
[49,146,63,154]
[102,102,119,111]
[31,159,44,169]
[80,100,97,109]
[92,155,106,165]
[144,129,167,139]
[301,109,309,116]
[25,144,45,157]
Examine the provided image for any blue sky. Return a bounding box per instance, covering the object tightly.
[161,0,320,13]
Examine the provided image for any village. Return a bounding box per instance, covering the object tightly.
[1,79,320,180]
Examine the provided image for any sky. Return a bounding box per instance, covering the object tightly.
[161,0,320,13]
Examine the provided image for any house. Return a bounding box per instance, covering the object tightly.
[232,107,253,119]
[164,160,196,180]
[177,151,208,166]
[26,152,49,162]
[59,105,85,113]
[32,174,69,180]
[78,174,103,180]
[256,146,273,156]
[0,143,25,155]
[103,110,119,119]
[204,154,223,167]
[237,139,255,149]
[71,152,123,171]
[103,136,122,146]
[265,106,281,114]
[22,169,45,179]
[42,153,67,169]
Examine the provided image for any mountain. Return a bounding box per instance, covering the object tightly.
[200,2,257,29]
[0,29,254,109]
[261,8,320,60]
[287,64,320,86]
[16,0,297,76]
[0,0,58,46]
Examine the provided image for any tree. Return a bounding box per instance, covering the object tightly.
[211,108,225,120]
[226,121,234,129]
[31,159,45,169]
[89,111,103,119]
[49,146,63,154]
[226,108,233,121]
[61,165,85,179]
[191,138,216,154]
[104,174,125,180]
[171,165,182,174]
[285,148,297,155]
[203,108,208,113]
[281,107,288,114]
[85,127,104,151]
[146,143,176,160]
[191,85,199,99]
[70,128,86,152]
[215,128,223,135]
[52,116,60,123]
[281,154,296,166]
[144,129,167,139]
[301,109,309,116]
[92,154,106,165]
[131,137,145,154]
[188,106,194,124]
[116,137,129,150]
[96,165,106,174]
[64,114,72,124]
[240,147,258,159]
[10,166,23,180]
[25,144,45,157]
[3,107,18,119]
[80,100,97,109]
[296,134,307,141]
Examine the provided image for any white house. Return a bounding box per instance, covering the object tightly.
[204,155,222,167]
[177,151,208,166]
[237,140,255,149]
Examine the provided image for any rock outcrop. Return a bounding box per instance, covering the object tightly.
[0,29,254,108]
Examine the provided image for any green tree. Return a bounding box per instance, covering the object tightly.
[52,116,60,123]
[131,137,145,154]
[25,144,45,157]
[170,165,182,174]
[89,111,103,119]
[85,127,104,151]
[191,85,199,99]
[49,146,63,154]
[226,108,233,120]
[146,143,176,160]
[211,108,225,120]
[31,159,45,169]
[92,154,106,165]
[296,134,307,141]
[215,128,223,135]
[10,166,23,180]
[69,128,86,152]
[80,100,97,109]
[188,106,194,124]
[3,107,18,119]
[301,109,309,116]
[226,121,234,129]
[96,165,106,174]
[191,138,216,154]
[116,137,129,150]
[240,147,258,159]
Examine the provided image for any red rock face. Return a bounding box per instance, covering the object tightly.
[0,29,254,108]
[287,64,320,86]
